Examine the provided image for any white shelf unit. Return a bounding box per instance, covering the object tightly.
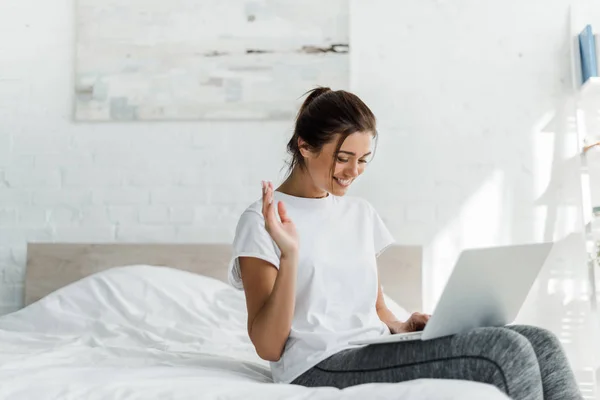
[574,77,600,245]
[569,4,600,398]
[570,4,600,284]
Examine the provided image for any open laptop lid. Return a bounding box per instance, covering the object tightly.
[421,242,554,340]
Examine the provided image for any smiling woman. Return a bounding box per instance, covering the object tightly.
[226,87,583,400]
[281,87,377,197]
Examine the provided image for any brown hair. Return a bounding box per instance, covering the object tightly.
[285,87,378,178]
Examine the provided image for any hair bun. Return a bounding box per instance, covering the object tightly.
[297,87,331,116]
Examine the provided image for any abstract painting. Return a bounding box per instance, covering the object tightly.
[74,0,349,121]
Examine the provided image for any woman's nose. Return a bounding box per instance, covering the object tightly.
[347,163,359,177]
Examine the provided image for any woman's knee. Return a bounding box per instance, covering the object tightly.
[454,327,539,366]
[452,328,543,398]
[507,324,561,348]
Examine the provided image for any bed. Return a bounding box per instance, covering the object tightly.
[0,243,511,399]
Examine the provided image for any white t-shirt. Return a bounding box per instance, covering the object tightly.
[228,191,395,384]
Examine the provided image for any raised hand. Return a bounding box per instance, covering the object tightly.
[261,181,299,257]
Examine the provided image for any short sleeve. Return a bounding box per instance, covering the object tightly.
[371,206,395,257]
[228,209,281,290]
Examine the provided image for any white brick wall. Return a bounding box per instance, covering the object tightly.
[0,0,584,318]
[2,0,599,386]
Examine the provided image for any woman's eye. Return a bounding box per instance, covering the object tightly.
[359,159,368,164]
[337,157,349,163]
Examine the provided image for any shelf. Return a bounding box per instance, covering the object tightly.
[578,77,600,102]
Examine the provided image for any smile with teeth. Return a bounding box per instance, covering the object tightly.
[334,177,353,187]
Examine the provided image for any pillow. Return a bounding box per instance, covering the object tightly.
[0,265,261,363]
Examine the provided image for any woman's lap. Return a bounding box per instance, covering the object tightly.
[291,325,581,400]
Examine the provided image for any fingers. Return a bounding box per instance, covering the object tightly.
[409,312,429,331]
[414,319,427,331]
[261,181,273,207]
[261,181,277,229]
[261,181,270,218]
[267,182,276,221]
[261,180,267,210]
[278,200,290,223]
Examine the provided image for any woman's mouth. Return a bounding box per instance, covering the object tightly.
[334,177,353,188]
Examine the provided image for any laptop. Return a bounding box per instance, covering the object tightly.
[349,241,554,345]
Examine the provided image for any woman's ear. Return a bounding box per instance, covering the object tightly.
[298,137,312,159]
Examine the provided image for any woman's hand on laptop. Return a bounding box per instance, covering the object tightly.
[388,312,431,334]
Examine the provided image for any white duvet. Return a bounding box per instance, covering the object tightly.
[0,265,510,400]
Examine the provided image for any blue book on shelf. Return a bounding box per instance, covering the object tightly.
[579,24,598,83]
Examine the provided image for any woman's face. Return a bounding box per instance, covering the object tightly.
[302,132,373,196]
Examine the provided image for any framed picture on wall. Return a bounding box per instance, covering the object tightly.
[74,0,349,121]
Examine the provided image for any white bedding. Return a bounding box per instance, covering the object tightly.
[0,265,510,400]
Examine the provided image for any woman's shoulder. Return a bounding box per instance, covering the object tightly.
[243,197,264,215]
[234,197,278,236]
[236,198,264,224]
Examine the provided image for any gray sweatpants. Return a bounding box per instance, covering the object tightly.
[291,325,582,400]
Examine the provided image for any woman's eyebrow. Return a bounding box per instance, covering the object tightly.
[338,150,372,157]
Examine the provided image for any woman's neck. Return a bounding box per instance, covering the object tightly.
[277,167,329,199]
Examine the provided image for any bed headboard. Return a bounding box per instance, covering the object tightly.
[25,243,422,311]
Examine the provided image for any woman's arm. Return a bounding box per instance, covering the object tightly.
[239,252,298,362]
[375,275,430,333]
[238,181,299,362]
[375,278,401,326]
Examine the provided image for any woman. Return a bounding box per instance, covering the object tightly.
[227,87,582,400]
